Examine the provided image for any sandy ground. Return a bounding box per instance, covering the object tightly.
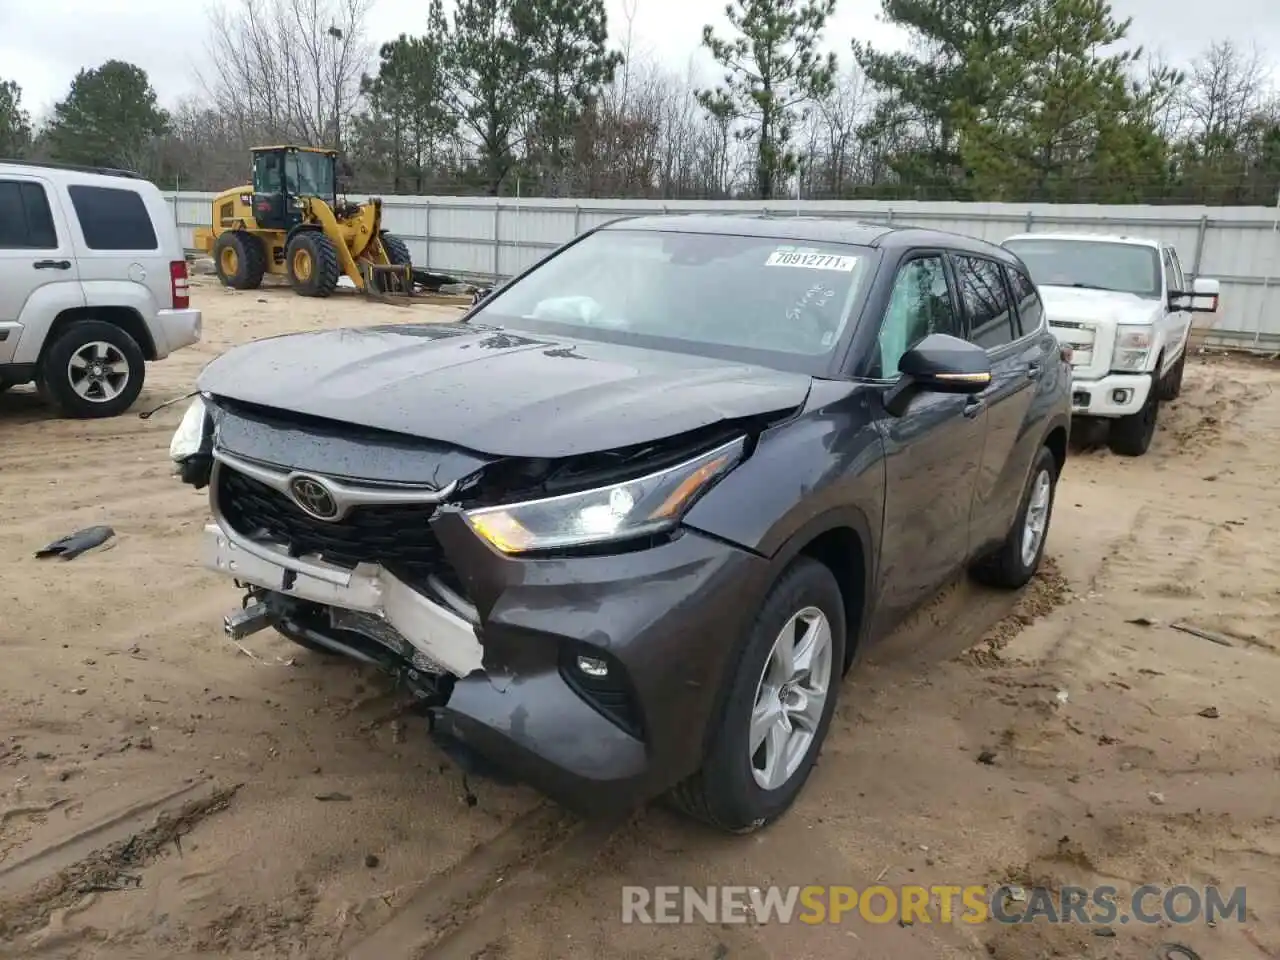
[0,277,1277,960]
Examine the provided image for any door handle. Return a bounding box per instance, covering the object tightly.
[962,398,985,419]
[33,259,71,270]
[1026,363,1042,380]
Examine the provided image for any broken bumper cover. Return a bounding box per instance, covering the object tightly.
[201,518,771,815]
[201,522,484,677]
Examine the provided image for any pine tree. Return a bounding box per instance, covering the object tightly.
[446,0,536,194]
[513,0,621,193]
[46,61,168,171]
[0,79,32,158]
[699,0,838,199]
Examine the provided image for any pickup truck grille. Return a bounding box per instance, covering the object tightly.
[216,466,464,596]
[1050,321,1096,369]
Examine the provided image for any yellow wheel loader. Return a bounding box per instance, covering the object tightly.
[193,146,416,299]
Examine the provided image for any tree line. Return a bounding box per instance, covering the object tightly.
[2,0,1278,205]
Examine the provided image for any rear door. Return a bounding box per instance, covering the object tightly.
[0,175,83,365]
[949,253,1043,554]
[62,182,169,312]
[870,251,989,632]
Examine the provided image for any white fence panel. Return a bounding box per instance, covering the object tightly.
[165,192,1280,351]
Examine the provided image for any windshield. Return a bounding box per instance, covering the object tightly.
[1003,238,1161,298]
[469,229,874,371]
[286,152,335,198]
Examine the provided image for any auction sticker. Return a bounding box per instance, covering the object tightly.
[766,249,858,271]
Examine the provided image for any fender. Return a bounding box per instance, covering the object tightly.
[683,382,887,658]
[683,382,886,560]
[11,281,89,364]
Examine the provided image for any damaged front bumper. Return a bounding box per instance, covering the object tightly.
[202,521,484,678]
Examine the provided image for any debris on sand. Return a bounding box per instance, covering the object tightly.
[0,784,240,940]
[1170,622,1235,647]
[34,526,115,561]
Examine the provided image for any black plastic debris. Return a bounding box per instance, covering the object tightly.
[35,525,115,561]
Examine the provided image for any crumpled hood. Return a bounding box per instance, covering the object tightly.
[1038,286,1162,327]
[197,322,813,458]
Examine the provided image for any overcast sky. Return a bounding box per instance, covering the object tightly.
[1,0,1277,118]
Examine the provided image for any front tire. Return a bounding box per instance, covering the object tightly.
[1109,377,1159,456]
[670,557,846,833]
[1158,350,1186,401]
[972,445,1058,589]
[41,320,146,419]
[380,231,411,267]
[287,231,341,298]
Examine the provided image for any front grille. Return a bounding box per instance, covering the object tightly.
[216,466,464,595]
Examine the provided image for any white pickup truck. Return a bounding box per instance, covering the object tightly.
[1001,233,1220,456]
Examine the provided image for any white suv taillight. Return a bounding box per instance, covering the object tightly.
[170,260,190,309]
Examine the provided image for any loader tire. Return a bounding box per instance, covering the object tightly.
[380,231,412,267]
[287,231,341,298]
[213,231,267,290]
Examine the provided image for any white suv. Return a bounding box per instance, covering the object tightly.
[0,161,202,418]
[1001,233,1219,456]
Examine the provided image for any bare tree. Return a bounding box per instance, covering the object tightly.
[1182,39,1273,155]
[202,0,374,150]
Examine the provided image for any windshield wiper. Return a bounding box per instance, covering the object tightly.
[1066,282,1114,291]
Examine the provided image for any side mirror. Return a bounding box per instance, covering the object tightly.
[340,161,354,178]
[1189,277,1219,313]
[884,333,992,417]
[1170,277,1220,314]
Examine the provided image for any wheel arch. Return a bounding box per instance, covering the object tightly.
[1043,421,1068,477]
[285,222,326,249]
[694,505,875,774]
[41,307,155,362]
[766,507,875,675]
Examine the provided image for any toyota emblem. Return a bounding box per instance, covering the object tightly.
[288,475,341,520]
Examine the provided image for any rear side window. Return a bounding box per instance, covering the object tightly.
[0,180,58,250]
[67,185,158,251]
[953,255,1015,350]
[1004,265,1044,336]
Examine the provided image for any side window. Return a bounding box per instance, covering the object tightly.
[954,255,1015,350]
[1164,248,1185,293]
[66,185,158,251]
[1004,265,1044,335]
[0,180,58,250]
[875,255,963,378]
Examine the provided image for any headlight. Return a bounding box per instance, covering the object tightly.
[465,437,746,554]
[1113,325,1152,371]
[169,395,210,462]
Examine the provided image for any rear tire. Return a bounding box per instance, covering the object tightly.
[213,232,267,290]
[41,320,146,419]
[972,445,1058,589]
[1108,377,1159,456]
[287,231,341,298]
[669,556,846,833]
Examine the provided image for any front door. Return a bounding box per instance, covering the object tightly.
[0,175,83,366]
[252,151,288,231]
[870,252,988,633]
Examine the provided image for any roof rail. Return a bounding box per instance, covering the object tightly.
[0,159,143,180]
